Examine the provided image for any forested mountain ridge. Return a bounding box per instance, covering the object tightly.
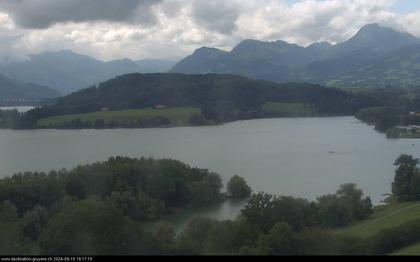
[11,72,388,129]
[27,73,359,114]
[170,24,420,88]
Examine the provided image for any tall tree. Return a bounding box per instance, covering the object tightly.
[227,175,252,199]
[392,154,420,200]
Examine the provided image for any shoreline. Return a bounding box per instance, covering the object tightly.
[8,114,355,131]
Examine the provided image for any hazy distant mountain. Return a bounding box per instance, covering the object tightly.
[170,24,420,88]
[0,50,175,94]
[316,44,420,88]
[168,47,229,74]
[170,41,319,82]
[135,59,176,73]
[332,24,420,55]
[0,74,60,101]
[306,24,420,86]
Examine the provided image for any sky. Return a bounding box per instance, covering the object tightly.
[0,0,420,62]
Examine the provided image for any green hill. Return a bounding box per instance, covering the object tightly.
[37,107,200,128]
[336,201,420,238]
[391,242,420,256]
[19,73,364,129]
[0,73,60,102]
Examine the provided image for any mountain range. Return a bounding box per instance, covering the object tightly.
[0,51,175,95]
[170,24,420,88]
[0,74,60,103]
[1,23,419,103]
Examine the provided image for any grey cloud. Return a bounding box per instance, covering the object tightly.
[191,0,239,34]
[0,0,163,29]
[160,0,183,18]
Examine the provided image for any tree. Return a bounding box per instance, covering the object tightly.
[270,196,314,231]
[0,201,26,255]
[39,200,156,255]
[0,201,18,223]
[93,119,105,129]
[205,172,224,200]
[188,173,223,207]
[336,183,373,220]
[22,205,49,240]
[153,224,176,255]
[201,103,217,121]
[108,190,164,221]
[0,223,27,255]
[392,154,420,201]
[255,223,300,255]
[317,194,352,227]
[227,175,252,199]
[203,220,242,255]
[241,192,275,232]
[317,184,373,227]
[177,217,215,254]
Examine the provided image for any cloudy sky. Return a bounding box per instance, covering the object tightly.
[0,0,420,62]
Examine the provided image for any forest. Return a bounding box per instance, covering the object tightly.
[1,154,419,255]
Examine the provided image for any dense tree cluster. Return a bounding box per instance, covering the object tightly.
[392,155,420,201]
[0,157,225,216]
[3,155,420,255]
[41,116,172,129]
[0,157,228,255]
[0,109,20,129]
[354,88,420,133]
[241,184,372,232]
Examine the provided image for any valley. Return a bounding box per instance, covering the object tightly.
[1,1,420,255]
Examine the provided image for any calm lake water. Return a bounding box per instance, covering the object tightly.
[0,106,34,113]
[1,116,419,230]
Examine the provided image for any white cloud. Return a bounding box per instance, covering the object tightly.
[0,0,419,61]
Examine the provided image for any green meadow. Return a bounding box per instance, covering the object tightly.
[336,201,420,238]
[37,107,201,127]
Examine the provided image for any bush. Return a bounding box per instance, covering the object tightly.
[369,219,420,255]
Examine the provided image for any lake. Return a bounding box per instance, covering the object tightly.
[0,106,34,113]
[1,116,419,230]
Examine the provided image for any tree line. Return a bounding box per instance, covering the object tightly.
[355,87,420,133]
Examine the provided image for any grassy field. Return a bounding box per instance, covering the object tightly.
[37,107,201,127]
[336,201,420,238]
[391,242,420,256]
[386,128,420,139]
[261,102,318,117]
